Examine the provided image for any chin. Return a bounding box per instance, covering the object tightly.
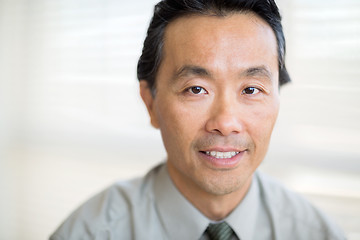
[197,173,249,196]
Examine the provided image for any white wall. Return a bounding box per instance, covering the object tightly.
[0,0,359,239]
[0,0,27,239]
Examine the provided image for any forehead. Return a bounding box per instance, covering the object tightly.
[167,12,274,36]
[161,13,278,74]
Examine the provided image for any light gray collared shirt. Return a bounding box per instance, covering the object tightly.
[50,163,346,240]
[154,161,263,240]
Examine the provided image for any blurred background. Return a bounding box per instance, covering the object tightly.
[0,0,359,239]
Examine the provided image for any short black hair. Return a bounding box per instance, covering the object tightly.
[137,0,291,93]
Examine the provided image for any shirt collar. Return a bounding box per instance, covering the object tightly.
[153,163,209,240]
[154,164,260,240]
[225,174,260,240]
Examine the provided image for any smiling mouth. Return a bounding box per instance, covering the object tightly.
[201,151,240,159]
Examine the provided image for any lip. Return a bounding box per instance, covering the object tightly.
[198,149,246,169]
[200,147,245,152]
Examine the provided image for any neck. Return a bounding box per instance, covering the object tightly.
[167,164,253,221]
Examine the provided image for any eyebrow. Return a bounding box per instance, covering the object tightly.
[172,65,212,81]
[172,64,273,81]
[241,66,273,80]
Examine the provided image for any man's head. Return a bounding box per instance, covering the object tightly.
[137,0,290,94]
[138,0,288,209]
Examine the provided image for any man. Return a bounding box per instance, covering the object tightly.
[50,0,345,239]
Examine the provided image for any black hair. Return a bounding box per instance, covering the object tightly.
[137,0,291,93]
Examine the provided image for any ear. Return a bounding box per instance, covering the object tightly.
[139,80,160,129]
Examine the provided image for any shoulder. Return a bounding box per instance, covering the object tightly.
[255,171,346,240]
[50,164,163,240]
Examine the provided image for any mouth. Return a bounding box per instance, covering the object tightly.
[201,151,240,159]
[199,149,246,169]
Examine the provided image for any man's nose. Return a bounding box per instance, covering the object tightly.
[205,95,244,136]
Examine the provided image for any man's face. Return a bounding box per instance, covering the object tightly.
[141,13,280,196]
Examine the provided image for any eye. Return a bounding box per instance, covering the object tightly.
[187,86,207,95]
[242,87,260,95]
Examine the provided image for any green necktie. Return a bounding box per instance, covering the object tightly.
[206,221,234,240]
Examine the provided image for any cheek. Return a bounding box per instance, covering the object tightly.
[247,103,279,148]
[155,100,205,149]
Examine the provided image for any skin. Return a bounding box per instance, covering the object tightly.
[140,12,280,220]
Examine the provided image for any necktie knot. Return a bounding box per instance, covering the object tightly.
[206,221,234,240]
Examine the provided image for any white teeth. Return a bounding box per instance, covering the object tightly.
[205,151,239,159]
